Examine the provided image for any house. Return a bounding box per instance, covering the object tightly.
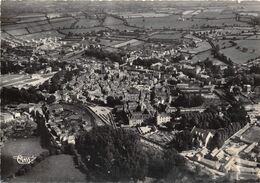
[191,126,214,148]
[68,135,75,145]
[124,87,140,102]
[156,112,171,125]
[137,126,156,135]
[165,106,177,113]
[128,112,144,127]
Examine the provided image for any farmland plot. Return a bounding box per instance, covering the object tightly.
[103,16,124,26]
[106,24,138,31]
[220,40,260,64]
[17,30,64,40]
[60,27,109,34]
[50,17,77,29]
[6,28,29,36]
[74,16,100,28]
[126,15,210,29]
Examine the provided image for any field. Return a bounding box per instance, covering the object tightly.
[241,126,260,143]
[119,12,170,18]
[194,11,235,19]
[103,16,124,26]
[5,29,29,36]
[246,35,260,40]
[106,24,138,31]
[235,40,260,52]
[9,155,87,182]
[220,47,259,64]
[50,17,76,29]
[112,39,144,48]
[98,39,124,47]
[0,74,31,87]
[60,27,109,34]
[1,137,48,179]
[126,15,208,29]
[220,40,260,64]
[0,73,56,89]
[74,16,100,28]
[27,23,52,33]
[149,32,183,40]
[182,41,212,54]
[17,16,47,23]
[17,30,64,40]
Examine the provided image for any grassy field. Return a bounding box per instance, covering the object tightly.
[74,16,100,28]
[194,11,235,19]
[10,155,87,182]
[50,19,76,29]
[235,40,260,52]
[103,16,124,26]
[149,32,183,40]
[1,137,48,179]
[221,47,259,64]
[119,12,170,18]
[127,15,190,29]
[242,126,260,143]
[17,30,64,40]
[60,27,109,34]
[106,24,138,31]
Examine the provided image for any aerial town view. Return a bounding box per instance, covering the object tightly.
[0,0,260,182]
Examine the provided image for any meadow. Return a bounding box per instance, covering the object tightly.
[74,16,100,28]
[220,47,259,64]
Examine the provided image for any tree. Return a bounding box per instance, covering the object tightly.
[168,130,193,152]
[47,95,56,104]
[76,126,148,182]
